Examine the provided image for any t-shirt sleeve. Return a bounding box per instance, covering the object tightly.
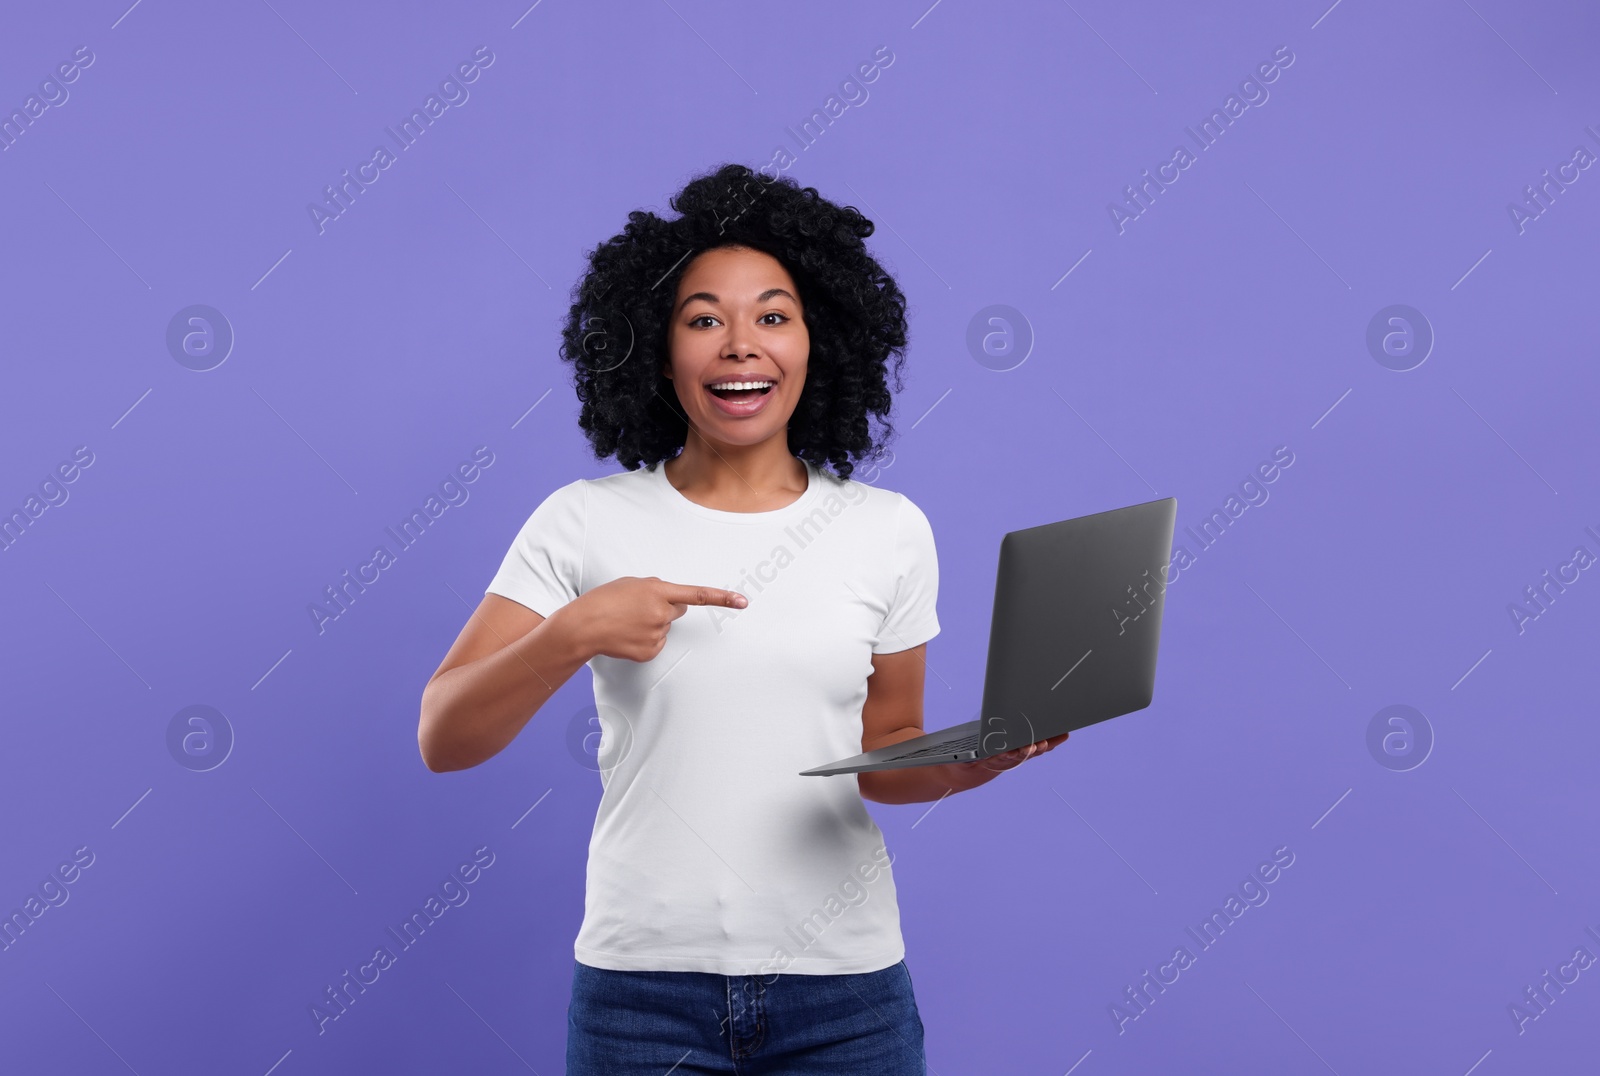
[484,479,588,618]
[872,493,941,654]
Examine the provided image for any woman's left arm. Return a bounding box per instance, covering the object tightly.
[856,644,1067,804]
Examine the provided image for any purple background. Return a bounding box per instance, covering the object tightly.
[4,1,1598,1072]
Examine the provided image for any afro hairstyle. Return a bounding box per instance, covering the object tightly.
[556,162,912,481]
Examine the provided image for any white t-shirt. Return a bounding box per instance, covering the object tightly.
[484,457,940,975]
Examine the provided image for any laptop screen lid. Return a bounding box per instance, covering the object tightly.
[975,496,1177,754]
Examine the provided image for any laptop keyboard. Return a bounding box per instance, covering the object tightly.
[890,733,981,760]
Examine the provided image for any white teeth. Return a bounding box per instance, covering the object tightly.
[708,380,774,391]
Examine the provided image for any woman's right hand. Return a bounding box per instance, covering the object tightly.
[563,576,748,663]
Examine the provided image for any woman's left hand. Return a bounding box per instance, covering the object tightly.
[946,731,1069,791]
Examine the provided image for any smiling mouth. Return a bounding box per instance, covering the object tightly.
[706,383,775,401]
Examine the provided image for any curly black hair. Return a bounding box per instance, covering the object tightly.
[557,162,911,481]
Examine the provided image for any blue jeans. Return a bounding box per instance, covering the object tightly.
[566,958,927,1074]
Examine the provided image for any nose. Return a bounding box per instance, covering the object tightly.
[723,317,761,361]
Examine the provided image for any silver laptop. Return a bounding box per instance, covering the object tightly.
[800,496,1177,776]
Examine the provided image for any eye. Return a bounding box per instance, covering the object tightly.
[759,312,789,325]
[688,314,719,329]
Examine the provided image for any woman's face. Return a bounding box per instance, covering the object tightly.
[664,245,809,451]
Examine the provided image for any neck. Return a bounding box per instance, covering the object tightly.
[665,435,807,501]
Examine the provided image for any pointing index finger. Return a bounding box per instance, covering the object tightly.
[663,582,748,608]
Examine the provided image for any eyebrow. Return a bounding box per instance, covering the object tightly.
[676,287,798,315]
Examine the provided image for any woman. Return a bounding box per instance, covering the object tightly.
[417,163,1067,1073]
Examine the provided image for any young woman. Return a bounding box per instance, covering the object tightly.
[417,163,1067,1073]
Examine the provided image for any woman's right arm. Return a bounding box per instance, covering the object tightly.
[417,594,594,773]
[417,578,748,772]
